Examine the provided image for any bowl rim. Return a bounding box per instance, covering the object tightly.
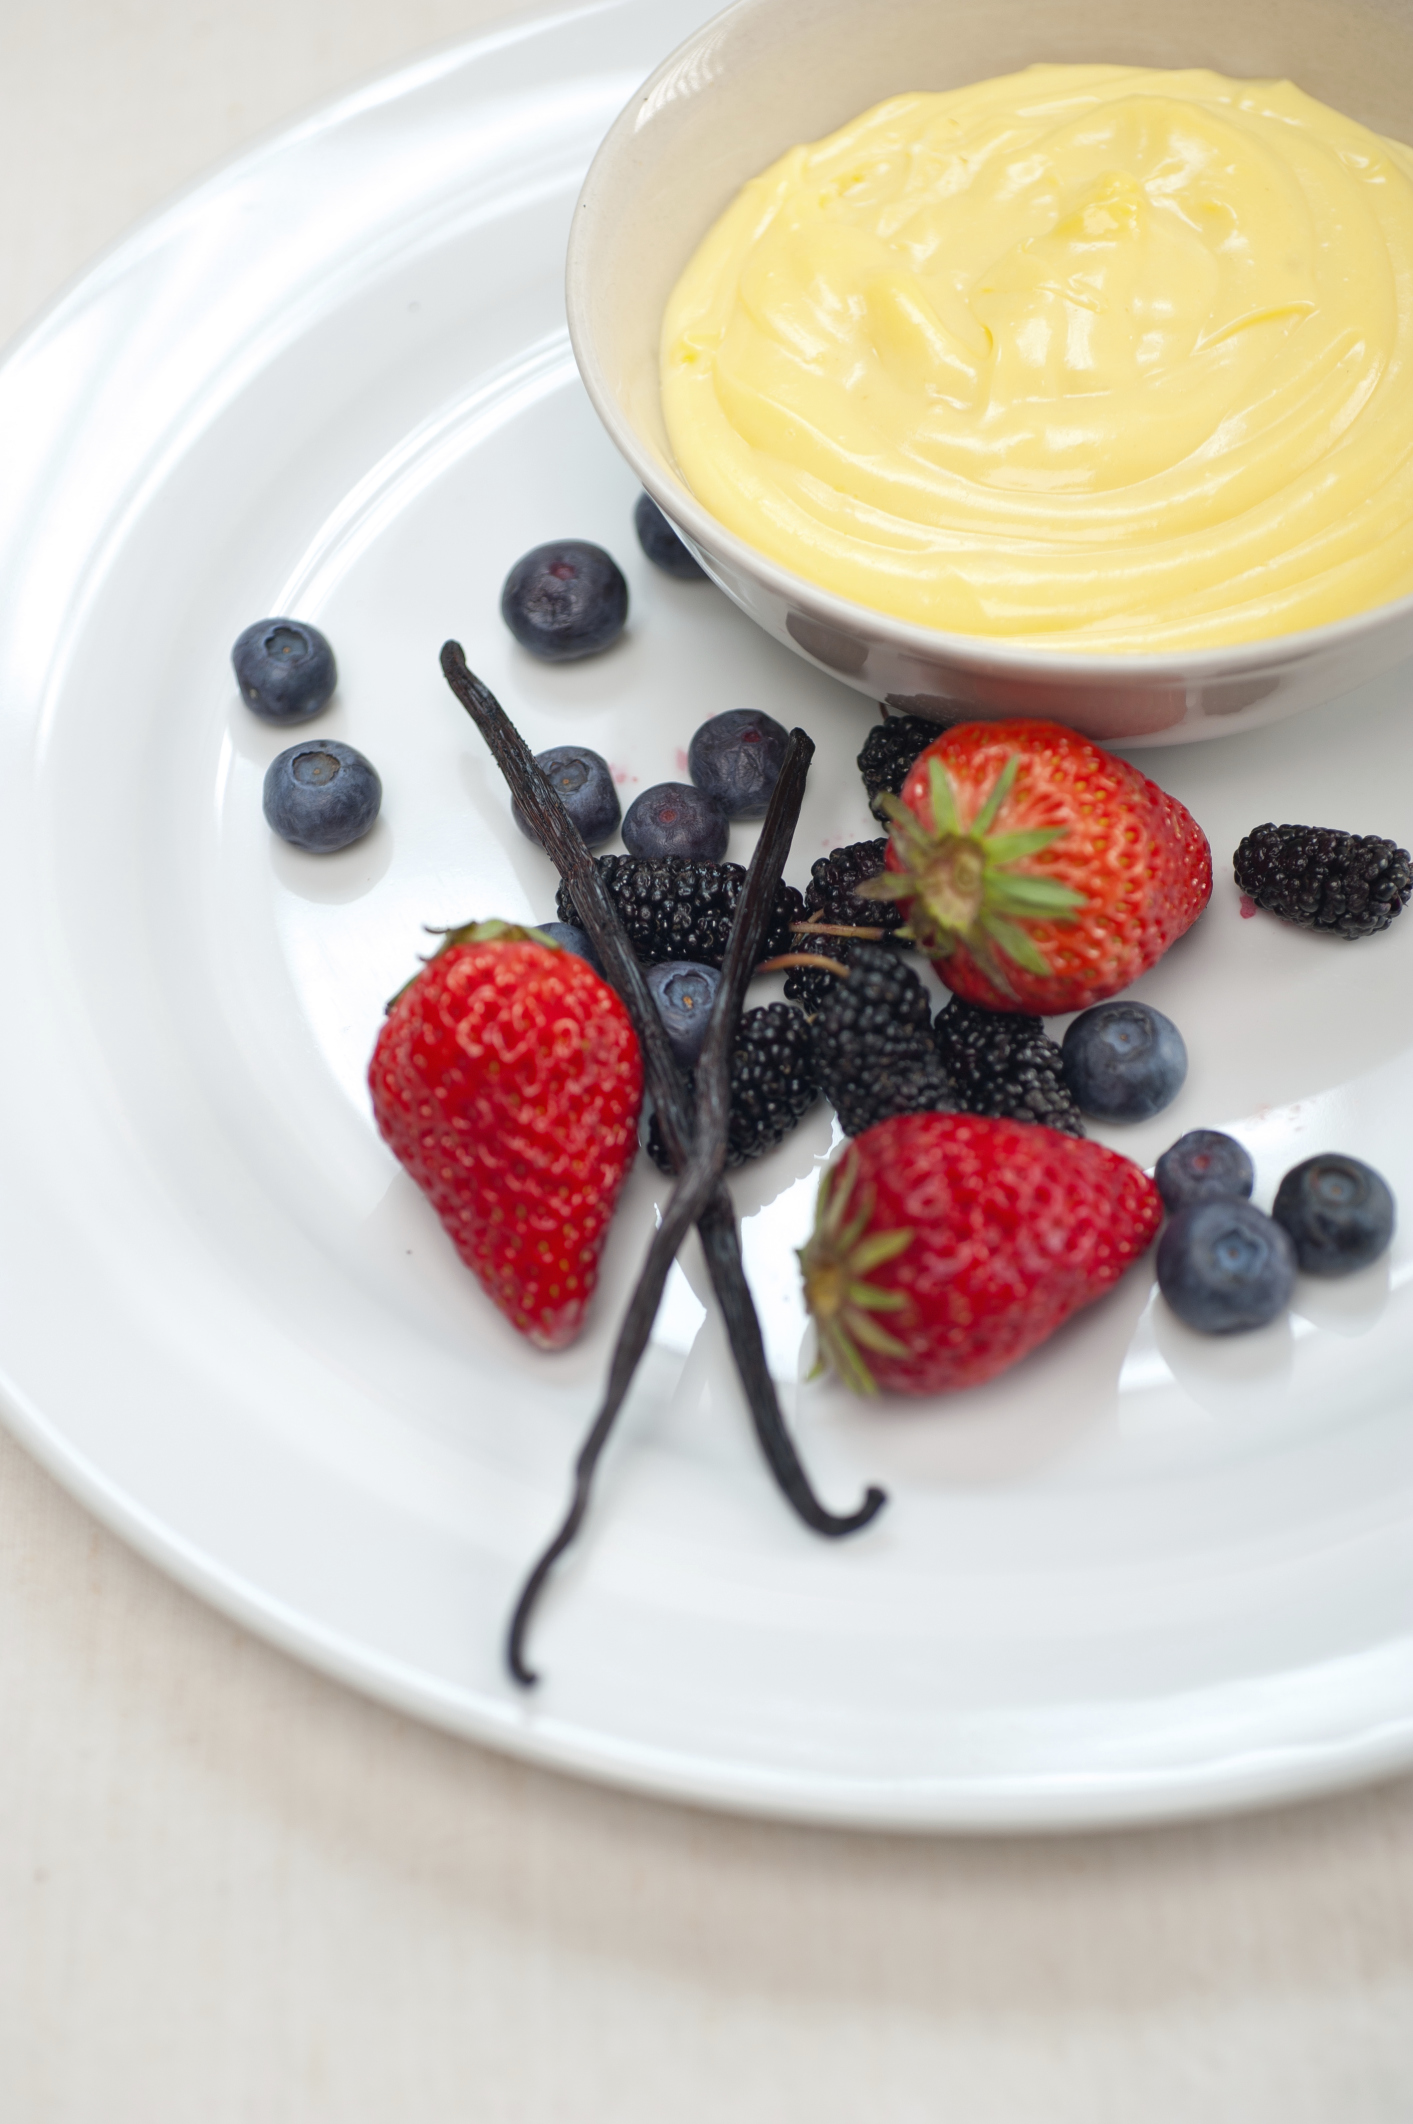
[566,0,1413,685]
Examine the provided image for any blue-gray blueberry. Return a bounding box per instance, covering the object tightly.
[263,740,381,853]
[233,618,336,723]
[1272,1153,1395,1275]
[500,541,627,661]
[1062,1001,1187,1121]
[688,709,790,820]
[634,492,706,580]
[646,960,722,1065]
[1154,1130,1254,1211]
[622,782,729,862]
[513,745,620,848]
[536,922,604,977]
[1157,1199,1296,1333]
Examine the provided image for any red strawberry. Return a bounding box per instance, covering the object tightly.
[861,720,1211,1014]
[370,922,642,1350]
[798,1110,1161,1395]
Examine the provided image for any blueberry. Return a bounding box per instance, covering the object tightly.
[1157,1200,1297,1333]
[1061,1002,1187,1121]
[263,739,381,852]
[536,921,604,977]
[232,618,336,723]
[1272,1153,1396,1276]
[622,782,729,861]
[500,540,628,661]
[688,709,790,820]
[1154,1130,1255,1212]
[646,960,722,1064]
[634,491,706,580]
[513,745,620,848]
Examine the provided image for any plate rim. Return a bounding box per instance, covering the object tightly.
[8,1355,1413,1832]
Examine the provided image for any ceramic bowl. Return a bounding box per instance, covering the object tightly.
[566,0,1413,744]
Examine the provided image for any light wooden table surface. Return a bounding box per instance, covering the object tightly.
[2,4,1412,2117]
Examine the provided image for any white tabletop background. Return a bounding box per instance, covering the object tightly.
[2,3,1412,2117]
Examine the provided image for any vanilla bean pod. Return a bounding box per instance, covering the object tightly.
[504,728,817,1679]
[443,648,885,1545]
[439,645,886,1678]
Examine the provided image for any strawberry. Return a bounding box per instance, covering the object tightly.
[369,922,642,1350]
[798,1111,1162,1395]
[861,720,1211,1015]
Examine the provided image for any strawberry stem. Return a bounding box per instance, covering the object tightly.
[756,951,852,978]
[790,917,887,939]
[440,645,886,1687]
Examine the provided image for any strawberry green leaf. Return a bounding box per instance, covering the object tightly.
[980,913,1054,976]
[969,755,1019,835]
[983,827,1068,864]
[927,756,960,836]
[855,871,917,903]
[846,1311,911,1359]
[827,1331,879,1397]
[985,872,1086,917]
[820,1154,858,1240]
[847,1281,909,1312]
[851,1227,915,1274]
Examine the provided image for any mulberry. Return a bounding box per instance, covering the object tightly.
[933,997,1084,1136]
[810,943,952,1138]
[1233,823,1412,939]
[647,1003,819,1171]
[857,715,947,824]
[556,855,805,968]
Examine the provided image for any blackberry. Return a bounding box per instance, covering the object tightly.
[783,932,911,1016]
[724,1003,819,1164]
[803,838,913,945]
[1233,823,1413,939]
[556,855,805,969]
[647,1003,818,1171]
[810,943,952,1138]
[857,715,946,823]
[933,997,1084,1136]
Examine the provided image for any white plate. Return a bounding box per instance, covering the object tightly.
[3,0,1413,1832]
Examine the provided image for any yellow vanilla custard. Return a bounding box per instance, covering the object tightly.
[660,66,1413,650]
